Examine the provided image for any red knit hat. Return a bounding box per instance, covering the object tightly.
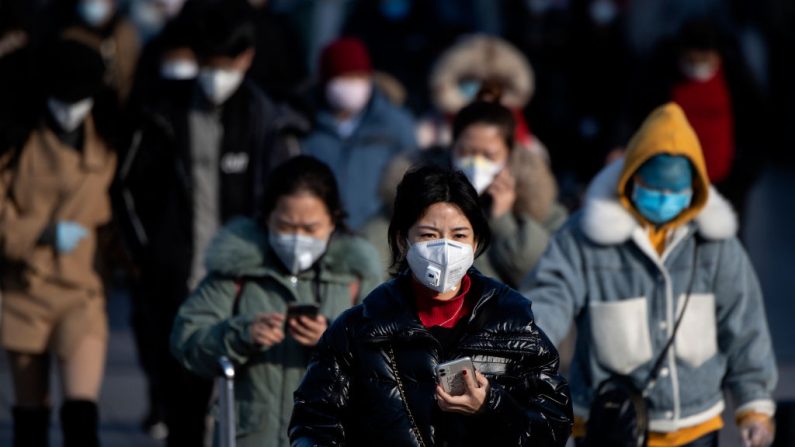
[319,37,372,81]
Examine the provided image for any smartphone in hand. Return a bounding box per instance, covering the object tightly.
[436,357,476,396]
[286,304,320,320]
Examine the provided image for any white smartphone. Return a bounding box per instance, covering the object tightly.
[436,357,476,396]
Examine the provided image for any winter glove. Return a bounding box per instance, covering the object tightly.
[55,221,88,254]
[738,412,775,447]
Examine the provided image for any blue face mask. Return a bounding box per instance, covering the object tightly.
[458,80,481,102]
[631,185,693,224]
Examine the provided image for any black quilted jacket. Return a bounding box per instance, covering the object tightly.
[289,270,573,446]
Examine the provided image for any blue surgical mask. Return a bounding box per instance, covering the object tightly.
[458,80,481,102]
[631,185,693,224]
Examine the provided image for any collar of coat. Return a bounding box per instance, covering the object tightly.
[358,270,539,348]
[581,158,738,246]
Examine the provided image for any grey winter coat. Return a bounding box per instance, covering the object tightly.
[170,218,382,447]
[523,160,777,433]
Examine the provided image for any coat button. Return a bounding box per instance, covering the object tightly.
[659,367,670,378]
[665,411,674,419]
[659,321,668,331]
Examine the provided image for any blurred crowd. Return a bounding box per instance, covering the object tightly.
[0,0,793,446]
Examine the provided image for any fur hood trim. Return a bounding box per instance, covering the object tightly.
[581,159,738,245]
[429,34,534,114]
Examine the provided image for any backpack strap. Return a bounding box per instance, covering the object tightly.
[231,277,247,316]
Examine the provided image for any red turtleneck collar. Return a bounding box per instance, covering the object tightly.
[412,275,473,329]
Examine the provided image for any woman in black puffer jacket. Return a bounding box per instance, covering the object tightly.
[289,166,572,446]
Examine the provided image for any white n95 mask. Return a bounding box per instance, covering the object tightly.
[452,155,504,195]
[198,68,244,105]
[47,97,94,132]
[406,239,474,293]
[269,232,329,275]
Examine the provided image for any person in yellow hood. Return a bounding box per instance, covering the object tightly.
[524,102,777,447]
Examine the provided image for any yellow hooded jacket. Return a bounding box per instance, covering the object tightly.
[618,102,711,255]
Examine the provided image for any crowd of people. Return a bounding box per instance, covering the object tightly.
[0,0,791,446]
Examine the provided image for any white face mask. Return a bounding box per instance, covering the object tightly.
[680,61,719,82]
[452,155,504,195]
[160,59,199,80]
[78,0,113,27]
[47,97,94,132]
[406,239,474,293]
[325,78,372,114]
[197,68,244,105]
[269,232,329,275]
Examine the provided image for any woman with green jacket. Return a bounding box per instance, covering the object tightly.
[170,156,383,446]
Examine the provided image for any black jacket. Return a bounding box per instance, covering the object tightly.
[117,80,309,287]
[289,270,573,446]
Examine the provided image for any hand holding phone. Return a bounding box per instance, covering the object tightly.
[435,357,490,414]
[436,357,476,396]
[286,304,326,347]
[249,313,285,347]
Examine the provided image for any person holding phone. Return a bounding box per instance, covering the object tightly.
[170,156,382,447]
[289,165,573,446]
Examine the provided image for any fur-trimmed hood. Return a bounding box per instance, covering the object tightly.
[581,158,738,245]
[429,34,534,114]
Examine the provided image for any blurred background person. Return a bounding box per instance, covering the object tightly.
[0,39,116,447]
[171,155,382,447]
[617,18,768,222]
[118,6,201,439]
[245,0,311,108]
[125,1,200,122]
[54,0,141,106]
[116,0,309,444]
[342,0,476,113]
[420,34,546,158]
[301,37,416,230]
[364,96,566,288]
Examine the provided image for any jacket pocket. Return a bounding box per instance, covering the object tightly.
[674,293,718,368]
[589,297,653,375]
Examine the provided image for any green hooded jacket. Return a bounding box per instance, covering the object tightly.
[170,217,382,447]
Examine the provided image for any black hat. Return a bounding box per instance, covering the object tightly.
[47,39,106,103]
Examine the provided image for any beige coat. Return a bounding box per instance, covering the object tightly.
[0,117,116,352]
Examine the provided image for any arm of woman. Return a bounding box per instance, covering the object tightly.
[289,312,355,446]
[169,276,269,378]
[487,211,551,288]
[474,330,573,446]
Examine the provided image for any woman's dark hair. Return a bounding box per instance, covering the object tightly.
[260,156,348,229]
[452,99,516,150]
[388,165,491,272]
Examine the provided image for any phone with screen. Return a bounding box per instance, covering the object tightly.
[286,304,320,319]
[436,357,476,396]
